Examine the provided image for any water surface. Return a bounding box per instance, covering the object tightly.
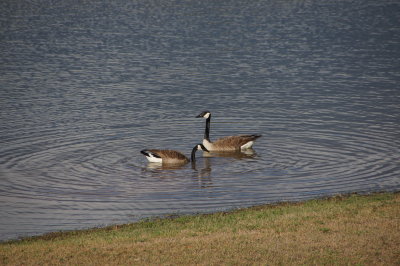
[1,0,400,241]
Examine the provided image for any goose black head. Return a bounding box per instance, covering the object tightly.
[196,110,211,119]
[196,143,209,152]
[191,143,209,162]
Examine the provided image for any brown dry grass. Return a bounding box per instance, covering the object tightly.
[1,193,399,265]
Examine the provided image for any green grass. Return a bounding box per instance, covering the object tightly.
[1,192,399,265]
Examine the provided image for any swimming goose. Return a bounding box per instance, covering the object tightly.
[196,111,261,151]
[140,144,209,165]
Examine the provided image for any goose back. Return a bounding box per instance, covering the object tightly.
[141,149,189,164]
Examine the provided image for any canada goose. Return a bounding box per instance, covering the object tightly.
[196,111,261,151]
[140,144,209,165]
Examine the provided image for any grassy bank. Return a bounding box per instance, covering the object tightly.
[1,193,399,265]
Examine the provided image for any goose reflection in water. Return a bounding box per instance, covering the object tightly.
[202,149,257,159]
[191,149,258,185]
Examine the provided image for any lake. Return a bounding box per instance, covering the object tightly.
[1,0,399,241]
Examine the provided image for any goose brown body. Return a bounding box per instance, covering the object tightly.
[204,134,261,151]
[145,149,189,164]
[141,144,208,165]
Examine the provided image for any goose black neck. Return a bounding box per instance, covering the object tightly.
[204,115,211,141]
[190,146,198,162]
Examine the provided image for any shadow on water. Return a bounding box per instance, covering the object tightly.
[203,149,258,160]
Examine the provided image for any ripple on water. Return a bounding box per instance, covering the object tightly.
[1,99,400,241]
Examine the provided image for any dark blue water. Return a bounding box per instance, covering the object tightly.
[1,0,399,241]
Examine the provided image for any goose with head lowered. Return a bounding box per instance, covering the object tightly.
[196,111,261,151]
[141,144,209,165]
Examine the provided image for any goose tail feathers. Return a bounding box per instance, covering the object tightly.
[140,150,162,162]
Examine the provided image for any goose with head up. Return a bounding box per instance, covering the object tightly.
[196,111,261,151]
